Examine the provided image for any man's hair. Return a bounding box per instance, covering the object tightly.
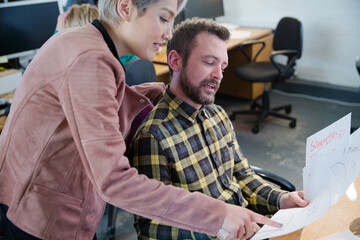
[167,17,230,76]
[65,4,99,28]
[98,0,187,25]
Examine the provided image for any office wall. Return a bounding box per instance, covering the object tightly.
[217,0,360,89]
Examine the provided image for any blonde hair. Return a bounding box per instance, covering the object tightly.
[98,0,188,26]
[65,4,99,28]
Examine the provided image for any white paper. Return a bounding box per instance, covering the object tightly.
[251,185,331,240]
[230,30,251,39]
[305,113,351,166]
[219,22,239,31]
[251,113,360,240]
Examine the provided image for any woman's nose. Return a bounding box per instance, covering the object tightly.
[163,24,173,41]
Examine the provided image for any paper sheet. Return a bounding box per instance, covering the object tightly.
[251,113,360,240]
[251,184,331,240]
[230,30,251,39]
[305,114,350,166]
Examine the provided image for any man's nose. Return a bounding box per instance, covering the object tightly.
[211,66,223,81]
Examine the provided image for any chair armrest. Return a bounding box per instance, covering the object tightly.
[152,61,168,66]
[270,49,300,80]
[238,40,266,63]
[251,165,296,192]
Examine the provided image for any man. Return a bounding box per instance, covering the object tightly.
[131,18,308,240]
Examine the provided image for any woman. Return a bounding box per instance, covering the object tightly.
[0,0,279,239]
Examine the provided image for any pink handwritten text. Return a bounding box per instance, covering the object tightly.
[309,129,346,158]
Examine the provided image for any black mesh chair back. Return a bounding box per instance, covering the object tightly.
[230,17,302,133]
[273,17,303,58]
[125,58,156,86]
[273,17,303,80]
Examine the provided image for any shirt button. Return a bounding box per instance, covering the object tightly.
[221,175,229,187]
[139,99,145,104]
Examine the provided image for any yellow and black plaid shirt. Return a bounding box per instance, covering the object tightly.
[131,86,285,240]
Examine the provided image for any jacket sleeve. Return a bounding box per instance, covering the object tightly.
[57,51,226,236]
[130,82,165,102]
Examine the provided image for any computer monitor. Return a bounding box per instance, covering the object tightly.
[0,0,63,60]
[176,0,224,24]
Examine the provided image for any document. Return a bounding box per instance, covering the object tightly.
[252,113,360,240]
[304,114,351,203]
[230,30,251,39]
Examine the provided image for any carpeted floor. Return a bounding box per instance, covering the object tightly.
[96,86,360,240]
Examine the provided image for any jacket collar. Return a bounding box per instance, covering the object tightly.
[91,19,125,70]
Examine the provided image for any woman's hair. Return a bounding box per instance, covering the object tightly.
[98,0,188,25]
[167,17,230,76]
[65,4,99,28]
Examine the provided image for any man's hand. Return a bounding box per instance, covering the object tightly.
[217,204,283,240]
[279,191,309,209]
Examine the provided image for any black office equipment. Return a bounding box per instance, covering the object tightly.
[175,0,224,25]
[351,55,360,134]
[251,166,296,192]
[230,17,303,134]
[0,0,63,61]
[125,58,156,86]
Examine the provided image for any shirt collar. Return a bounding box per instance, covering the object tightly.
[163,85,210,121]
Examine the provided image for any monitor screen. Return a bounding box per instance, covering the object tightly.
[183,0,224,20]
[0,0,63,59]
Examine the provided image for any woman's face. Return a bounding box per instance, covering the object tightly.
[123,0,178,60]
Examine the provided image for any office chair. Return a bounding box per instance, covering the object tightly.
[251,166,295,191]
[106,58,156,240]
[351,55,360,134]
[230,17,303,134]
[124,58,156,86]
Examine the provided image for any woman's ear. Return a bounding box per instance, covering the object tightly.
[117,0,133,22]
[168,50,182,73]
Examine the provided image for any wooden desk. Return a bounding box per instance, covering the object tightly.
[271,174,360,240]
[153,27,273,99]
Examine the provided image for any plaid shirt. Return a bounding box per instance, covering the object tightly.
[131,86,285,240]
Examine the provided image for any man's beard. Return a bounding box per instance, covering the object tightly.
[179,68,219,106]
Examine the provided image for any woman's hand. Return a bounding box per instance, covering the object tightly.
[217,203,282,240]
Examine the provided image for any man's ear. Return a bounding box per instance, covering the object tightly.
[117,0,133,22]
[168,50,182,73]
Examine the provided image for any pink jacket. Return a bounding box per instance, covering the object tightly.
[0,23,226,239]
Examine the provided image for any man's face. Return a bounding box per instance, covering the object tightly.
[179,31,228,108]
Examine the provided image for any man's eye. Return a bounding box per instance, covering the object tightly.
[204,61,215,65]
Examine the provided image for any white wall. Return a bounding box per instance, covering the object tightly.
[217,0,360,89]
